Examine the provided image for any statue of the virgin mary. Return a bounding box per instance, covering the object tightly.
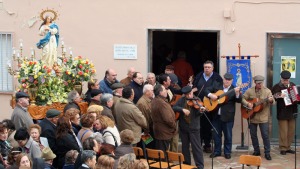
[36,9,59,67]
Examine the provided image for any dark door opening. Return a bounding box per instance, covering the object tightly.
[149,30,220,76]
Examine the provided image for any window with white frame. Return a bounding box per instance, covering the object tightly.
[0,33,13,92]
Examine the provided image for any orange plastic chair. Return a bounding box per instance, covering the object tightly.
[239,155,262,169]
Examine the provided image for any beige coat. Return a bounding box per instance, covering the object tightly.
[114,98,147,144]
[242,86,274,123]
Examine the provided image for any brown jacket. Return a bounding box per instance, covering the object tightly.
[114,98,147,144]
[151,96,176,140]
[136,95,153,130]
[242,86,274,123]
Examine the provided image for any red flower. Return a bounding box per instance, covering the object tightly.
[22,83,27,88]
[86,60,89,64]
[78,71,83,75]
[79,64,83,69]
[21,79,26,83]
[33,61,37,65]
[47,68,52,73]
[29,61,33,65]
[34,80,38,84]
[78,56,82,59]
[43,65,47,69]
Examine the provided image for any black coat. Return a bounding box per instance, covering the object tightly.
[39,118,57,153]
[56,132,81,169]
[204,82,242,122]
[272,82,298,120]
[193,71,223,100]
[130,81,144,104]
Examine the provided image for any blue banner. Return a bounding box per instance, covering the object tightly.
[226,59,252,94]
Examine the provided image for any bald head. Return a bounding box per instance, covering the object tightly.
[105,69,117,83]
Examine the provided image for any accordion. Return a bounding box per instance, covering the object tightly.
[282,85,300,106]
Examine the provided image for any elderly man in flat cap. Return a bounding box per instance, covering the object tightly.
[272,70,297,155]
[205,73,242,160]
[39,109,61,168]
[242,75,274,160]
[11,92,33,130]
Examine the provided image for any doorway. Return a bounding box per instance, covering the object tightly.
[267,33,300,143]
[148,30,220,76]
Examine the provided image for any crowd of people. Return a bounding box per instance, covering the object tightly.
[0,55,297,169]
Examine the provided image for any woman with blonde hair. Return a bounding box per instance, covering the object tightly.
[133,160,149,169]
[98,115,120,147]
[15,153,32,169]
[96,155,114,169]
[87,105,103,118]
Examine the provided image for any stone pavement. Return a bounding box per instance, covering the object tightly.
[200,145,300,169]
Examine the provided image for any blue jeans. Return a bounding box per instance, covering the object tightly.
[212,115,234,155]
[249,122,270,154]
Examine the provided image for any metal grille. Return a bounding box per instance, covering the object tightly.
[0,33,13,92]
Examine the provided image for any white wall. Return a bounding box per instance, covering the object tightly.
[1,0,300,143]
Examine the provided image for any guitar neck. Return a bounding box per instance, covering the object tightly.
[218,89,235,98]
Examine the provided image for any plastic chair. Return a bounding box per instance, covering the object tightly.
[239,155,262,169]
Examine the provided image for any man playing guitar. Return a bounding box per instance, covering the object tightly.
[242,75,274,160]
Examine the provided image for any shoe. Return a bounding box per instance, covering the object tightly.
[204,147,212,153]
[224,154,231,159]
[209,153,221,158]
[280,151,286,155]
[252,152,261,156]
[265,154,272,160]
[286,149,295,154]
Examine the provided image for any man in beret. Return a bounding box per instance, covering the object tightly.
[89,89,103,106]
[205,73,242,159]
[272,70,297,155]
[111,82,124,121]
[173,86,205,169]
[39,109,61,168]
[11,92,33,130]
[242,75,274,160]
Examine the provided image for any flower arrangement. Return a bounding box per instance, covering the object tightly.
[17,56,96,105]
[62,56,96,84]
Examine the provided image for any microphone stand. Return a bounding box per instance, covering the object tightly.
[194,99,218,169]
[293,112,298,169]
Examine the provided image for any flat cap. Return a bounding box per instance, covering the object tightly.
[169,73,178,84]
[46,109,61,118]
[91,89,103,98]
[253,75,265,83]
[41,147,56,160]
[280,70,291,79]
[111,83,125,90]
[15,92,29,99]
[181,86,192,94]
[224,73,233,80]
[165,65,174,70]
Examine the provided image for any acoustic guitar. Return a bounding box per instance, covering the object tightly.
[203,83,248,112]
[242,93,280,119]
